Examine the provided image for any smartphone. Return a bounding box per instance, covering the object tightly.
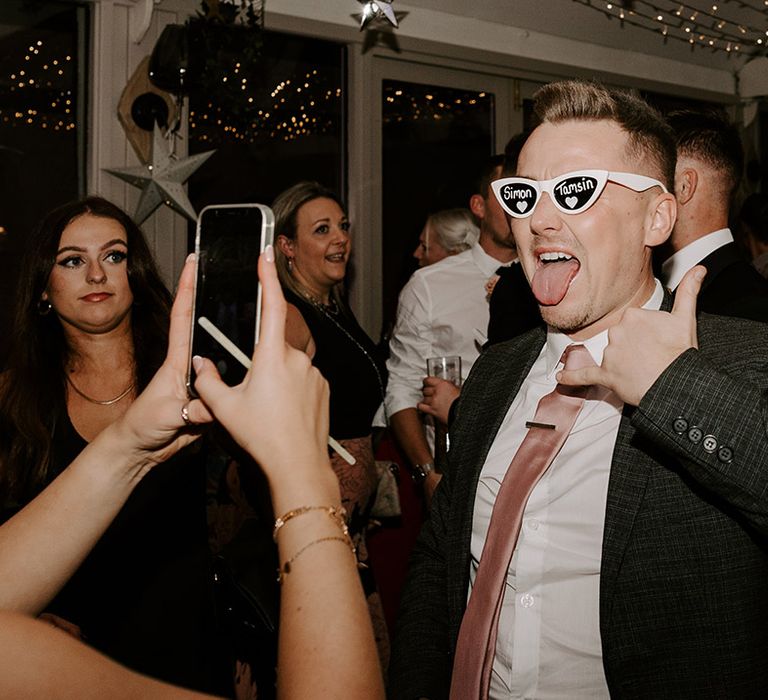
[187,203,275,396]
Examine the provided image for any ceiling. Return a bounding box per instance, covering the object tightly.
[401,0,768,72]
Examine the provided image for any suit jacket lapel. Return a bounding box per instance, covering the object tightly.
[600,289,673,627]
[599,407,652,627]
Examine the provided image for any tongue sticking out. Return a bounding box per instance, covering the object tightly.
[531,259,580,305]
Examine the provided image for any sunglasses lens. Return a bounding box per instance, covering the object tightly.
[498,182,538,217]
[552,175,600,213]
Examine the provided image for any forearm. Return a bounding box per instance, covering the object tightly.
[0,610,215,700]
[390,408,432,468]
[635,347,768,531]
[271,461,385,700]
[0,422,148,613]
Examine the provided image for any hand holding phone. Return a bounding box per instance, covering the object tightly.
[187,205,355,465]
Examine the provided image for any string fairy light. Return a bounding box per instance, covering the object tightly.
[572,0,768,57]
[190,67,343,144]
[0,35,77,132]
[382,82,491,126]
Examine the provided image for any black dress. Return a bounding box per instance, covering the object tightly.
[283,288,390,664]
[283,288,385,441]
[1,413,229,695]
[283,288,385,532]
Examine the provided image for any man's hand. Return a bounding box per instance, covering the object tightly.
[418,377,461,426]
[557,266,705,406]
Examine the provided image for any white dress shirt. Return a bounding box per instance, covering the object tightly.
[661,228,733,290]
[470,281,664,700]
[385,243,506,419]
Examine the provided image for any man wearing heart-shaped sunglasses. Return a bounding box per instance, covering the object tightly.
[391,79,768,699]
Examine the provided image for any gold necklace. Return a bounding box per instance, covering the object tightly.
[293,280,340,316]
[66,375,135,406]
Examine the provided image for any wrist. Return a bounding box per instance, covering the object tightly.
[267,459,342,515]
[92,420,155,482]
[412,460,435,484]
[66,427,148,505]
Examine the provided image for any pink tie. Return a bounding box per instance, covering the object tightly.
[449,344,596,700]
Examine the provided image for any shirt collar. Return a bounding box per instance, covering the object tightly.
[471,242,513,277]
[661,228,733,291]
[544,279,665,378]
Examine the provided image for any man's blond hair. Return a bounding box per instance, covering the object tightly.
[533,80,676,189]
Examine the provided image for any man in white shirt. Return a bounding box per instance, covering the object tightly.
[659,110,768,320]
[390,80,768,699]
[385,156,517,497]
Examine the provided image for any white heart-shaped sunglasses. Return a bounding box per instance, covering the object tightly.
[491,169,668,218]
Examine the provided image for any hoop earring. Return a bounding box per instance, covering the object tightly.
[37,299,52,316]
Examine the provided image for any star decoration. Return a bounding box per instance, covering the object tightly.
[104,127,214,224]
[357,0,398,30]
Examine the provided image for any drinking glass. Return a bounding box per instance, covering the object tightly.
[426,355,462,471]
[426,355,462,385]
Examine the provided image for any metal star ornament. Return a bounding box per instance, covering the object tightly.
[357,0,398,30]
[104,127,214,224]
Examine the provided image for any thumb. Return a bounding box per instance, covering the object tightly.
[557,365,603,389]
[671,265,706,320]
[256,244,287,349]
[192,355,230,411]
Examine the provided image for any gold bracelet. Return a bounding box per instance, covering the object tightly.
[273,505,348,542]
[277,535,356,584]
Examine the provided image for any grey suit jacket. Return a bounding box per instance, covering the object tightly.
[390,306,768,699]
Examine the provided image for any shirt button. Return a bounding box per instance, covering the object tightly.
[688,426,703,444]
[718,446,734,464]
[702,435,718,453]
[527,519,540,531]
[673,417,688,434]
[520,593,535,608]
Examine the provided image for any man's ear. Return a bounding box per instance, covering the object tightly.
[276,234,294,258]
[675,167,698,206]
[469,193,486,220]
[645,192,677,247]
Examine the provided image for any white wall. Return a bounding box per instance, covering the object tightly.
[89,0,189,290]
[265,0,737,98]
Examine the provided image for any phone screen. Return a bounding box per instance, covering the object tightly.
[188,204,274,395]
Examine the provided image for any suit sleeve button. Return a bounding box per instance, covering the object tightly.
[702,435,717,453]
[673,417,688,434]
[688,426,703,444]
[717,446,733,464]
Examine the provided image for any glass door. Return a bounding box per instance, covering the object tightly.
[370,58,512,341]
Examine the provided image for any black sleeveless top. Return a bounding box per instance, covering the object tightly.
[284,288,386,439]
[2,414,227,695]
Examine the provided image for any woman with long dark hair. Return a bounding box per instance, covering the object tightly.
[0,196,223,694]
[0,248,385,699]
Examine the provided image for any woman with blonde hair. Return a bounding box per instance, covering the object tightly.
[272,181,390,667]
[413,207,479,267]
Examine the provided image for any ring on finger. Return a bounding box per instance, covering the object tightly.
[181,401,192,426]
